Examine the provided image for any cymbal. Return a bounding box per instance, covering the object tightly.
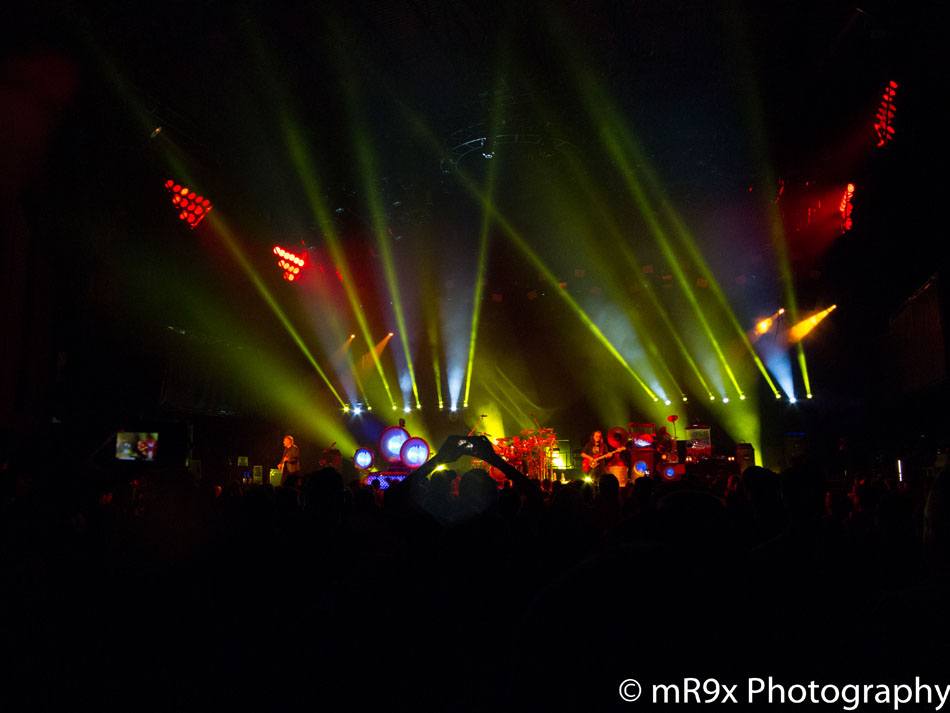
[495,437,510,444]
[520,429,535,435]
[478,431,492,438]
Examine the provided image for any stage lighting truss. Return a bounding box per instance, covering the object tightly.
[273,246,306,282]
[874,81,898,148]
[165,179,212,228]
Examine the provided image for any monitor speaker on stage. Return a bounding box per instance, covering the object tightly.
[317,448,342,473]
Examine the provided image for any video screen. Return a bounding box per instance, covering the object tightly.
[115,432,159,461]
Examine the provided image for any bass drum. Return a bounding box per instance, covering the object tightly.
[605,465,629,487]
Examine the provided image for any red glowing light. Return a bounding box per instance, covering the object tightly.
[274,245,306,283]
[839,183,855,233]
[165,178,212,229]
[874,80,898,147]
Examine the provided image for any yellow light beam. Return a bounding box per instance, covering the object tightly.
[599,121,745,398]
[241,21,397,409]
[787,305,837,343]
[463,73,505,407]
[340,73,422,409]
[394,108,658,401]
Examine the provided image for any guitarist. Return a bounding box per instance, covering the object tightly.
[581,430,610,480]
[278,435,300,486]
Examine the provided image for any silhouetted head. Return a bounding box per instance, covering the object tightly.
[598,472,620,500]
[459,468,497,515]
[781,463,826,524]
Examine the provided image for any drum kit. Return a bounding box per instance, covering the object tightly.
[471,427,559,481]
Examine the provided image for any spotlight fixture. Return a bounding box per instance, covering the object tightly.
[664,400,671,405]
[404,406,412,414]
[839,183,855,233]
[722,397,730,404]
[165,179,212,228]
[874,80,898,147]
[273,245,305,282]
[789,397,798,404]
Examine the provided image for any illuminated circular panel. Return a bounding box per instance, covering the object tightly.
[399,437,430,469]
[633,460,650,476]
[354,448,374,470]
[663,466,676,480]
[378,426,409,464]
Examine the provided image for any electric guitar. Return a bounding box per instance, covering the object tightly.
[582,446,626,473]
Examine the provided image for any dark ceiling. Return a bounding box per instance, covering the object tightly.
[2,0,946,442]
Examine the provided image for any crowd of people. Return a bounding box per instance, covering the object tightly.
[2,433,948,711]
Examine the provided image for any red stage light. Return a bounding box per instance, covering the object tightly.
[165,178,212,228]
[874,80,898,147]
[839,183,855,233]
[274,244,306,282]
